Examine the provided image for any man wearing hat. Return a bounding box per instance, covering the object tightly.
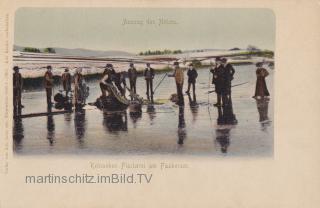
[222,57,235,105]
[210,57,225,106]
[127,62,138,97]
[61,68,72,97]
[186,63,198,96]
[44,65,54,106]
[172,61,184,105]
[13,66,24,112]
[144,63,155,102]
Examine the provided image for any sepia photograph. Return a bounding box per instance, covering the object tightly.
[12,8,274,156]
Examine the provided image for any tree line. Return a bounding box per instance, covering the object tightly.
[23,47,56,53]
[138,49,182,56]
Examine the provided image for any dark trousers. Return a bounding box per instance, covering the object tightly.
[146,79,153,102]
[13,88,22,115]
[46,88,52,106]
[186,81,196,94]
[129,79,137,94]
[176,82,184,105]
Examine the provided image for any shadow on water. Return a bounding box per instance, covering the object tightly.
[215,98,237,154]
[255,98,271,131]
[177,106,187,145]
[146,104,156,124]
[129,111,142,128]
[13,118,24,151]
[47,114,55,146]
[103,111,128,134]
[187,93,199,123]
[74,109,87,146]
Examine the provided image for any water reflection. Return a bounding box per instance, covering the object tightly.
[146,104,156,124]
[177,106,187,145]
[103,111,128,133]
[13,118,24,150]
[47,115,55,146]
[255,98,271,130]
[215,100,237,153]
[187,93,199,123]
[129,111,142,128]
[74,109,86,143]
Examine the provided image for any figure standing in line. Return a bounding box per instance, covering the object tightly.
[73,68,84,108]
[44,65,54,107]
[128,62,138,98]
[13,66,24,114]
[172,61,184,106]
[144,63,155,103]
[210,57,225,107]
[61,68,72,97]
[221,57,235,106]
[185,63,198,96]
[253,62,270,99]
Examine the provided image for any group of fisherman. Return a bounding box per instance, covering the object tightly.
[13,56,270,114]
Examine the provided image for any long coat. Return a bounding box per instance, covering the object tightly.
[210,65,225,94]
[254,67,270,97]
[223,63,235,94]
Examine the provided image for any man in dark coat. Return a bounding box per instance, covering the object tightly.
[61,68,72,97]
[185,63,198,96]
[144,63,155,102]
[210,57,225,106]
[13,66,24,112]
[44,65,54,107]
[100,64,114,97]
[127,62,138,96]
[222,58,235,105]
[253,62,270,99]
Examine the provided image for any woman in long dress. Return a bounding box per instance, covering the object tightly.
[253,62,270,99]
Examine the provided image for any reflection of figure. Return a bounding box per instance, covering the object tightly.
[216,98,237,125]
[61,68,72,97]
[216,128,230,153]
[74,109,86,141]
[177,106,187,145]
[128,62,138,96]
[186,63,198,96]
[256,97,271,130]
[103,112,128,133]
[187,93,198,123]
[13,66,24,115]
[146,104,156,123]
[13,118,24,150]
[129,111,142,128]
[144,63,155,103]
[47,115,55,146]
[44,65,54,107]
[253,62,270,99]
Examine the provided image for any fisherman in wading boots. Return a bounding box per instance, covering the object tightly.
[44,65,54,107]
[73,68,84,109]
[61,68,72,97]
[210,57,224,107]
[144,63,155,103]
[128,62,138,99]
[173,61,184,106]
[221,57,235,106]
[13,66,24,114]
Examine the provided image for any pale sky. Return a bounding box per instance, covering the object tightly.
[14,8,275,53]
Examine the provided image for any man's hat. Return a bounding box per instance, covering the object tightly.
[189,63,194,66]
[130,62,134,67]
[146,63,150,66]
[13,66,20,71]
[173,61,179,66]
[256,62,263,67]
[215,57,221,61]
[106,63,113,68]
[64,68,69,72]
[46,65,52,69]
[221,58,227,63]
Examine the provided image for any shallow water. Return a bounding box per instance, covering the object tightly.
[13,65,273,157]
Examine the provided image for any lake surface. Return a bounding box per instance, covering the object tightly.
[13,65,273,157]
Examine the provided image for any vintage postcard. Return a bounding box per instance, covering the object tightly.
[0,0,319,208]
